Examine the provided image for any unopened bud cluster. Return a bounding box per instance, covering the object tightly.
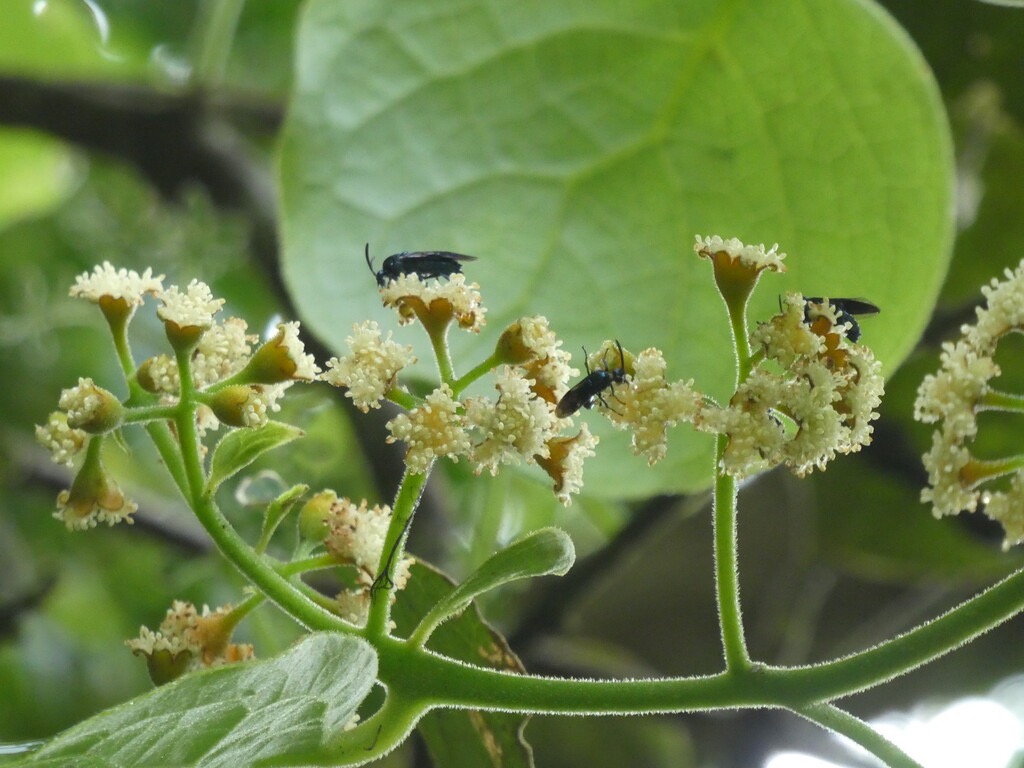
[126,600,254,685]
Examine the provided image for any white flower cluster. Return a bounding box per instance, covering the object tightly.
[597,345,702,465]
[70,262,164,313]
[321,321,416,411]
[157,279,225,331]
[915,259,1024,547]
[466,367,557,474]
[697,292,884,478]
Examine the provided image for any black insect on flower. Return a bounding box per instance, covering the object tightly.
[803,297,879,343]
[556,340,629,418]
[364,243,477,287]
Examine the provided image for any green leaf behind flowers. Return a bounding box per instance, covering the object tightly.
[410,526,575,646]
[206,421,304,495]
[279,0,954,497]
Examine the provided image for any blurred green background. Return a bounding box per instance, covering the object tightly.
[2,1,1024,766]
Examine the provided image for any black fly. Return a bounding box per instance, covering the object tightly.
[556,340,629,418]
[802,297,879,343]
[365,243,477,287]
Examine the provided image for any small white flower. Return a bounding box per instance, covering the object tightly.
[321,321,416,411]
[192,317,257,388]
[694,235,787,273]
[466,367,556,475]
[920,429,979,517]
[70,262,164,307]
[36,411,88,467]
[58,377,122,432]
[751,293,826,367]
[967,260,1024,351]
[601,346,701,465]
[386,385,471,473]
[274,321,320,381]
[914,339,996,441]
[914,258,1024,546]
[536,423,599,505]
[982,474,1024,550]
[157,279,225,331]
[324,497,392,573]
[380,273,486,332]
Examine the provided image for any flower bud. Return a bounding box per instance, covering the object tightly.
[141,647,194,686]
[59,378,124,434]
[298,490,337,543]
[208,385,264,428]
[55,444,137,529]
[495,321,535,364]
[238,322,319,384]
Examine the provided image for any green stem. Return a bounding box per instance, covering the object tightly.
[366,468,430,639]
[980,388,1024,413]
[142,421,190,499]
[277,553,342,577]
[793,703,924,768]
[450,351,501,397]
[220,590,264,634]
[169,346,354,635]
[295,692,425,767]
[189,0,246,88]
[376,637,758,712]
[962,454,1024,487]
[386,388,419,410]
[124,404,181,424]
[711,265,755,672]
[106,312,136,381]
[374,556,1024,711]
[172,346,207,503]
[427,325,455,384]
[763,562,1024,702]
[725,292,753,384]
[713,433,750,671]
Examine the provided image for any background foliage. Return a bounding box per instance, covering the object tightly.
[1,1,1023,766]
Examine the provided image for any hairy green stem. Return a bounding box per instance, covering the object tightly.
[141,421,190,499]
[124,404,181,423]
[168,346,354,635]
[980,388,1024,413]
[794,703,924,768]
[711,265,755,671]
[429,326,455,384]
[366,468,430,638]
[106,311,135,381]
[450,351,502,397]
[372,555,1024,711]
[713,433,749,670]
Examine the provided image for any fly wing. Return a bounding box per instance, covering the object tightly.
[831,298,880,316]
[405,251,478,263]
[803,296,879,316]
[399,251,477,280]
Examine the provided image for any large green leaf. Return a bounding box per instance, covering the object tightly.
[279,0,954,497]
[14,633,377,768]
